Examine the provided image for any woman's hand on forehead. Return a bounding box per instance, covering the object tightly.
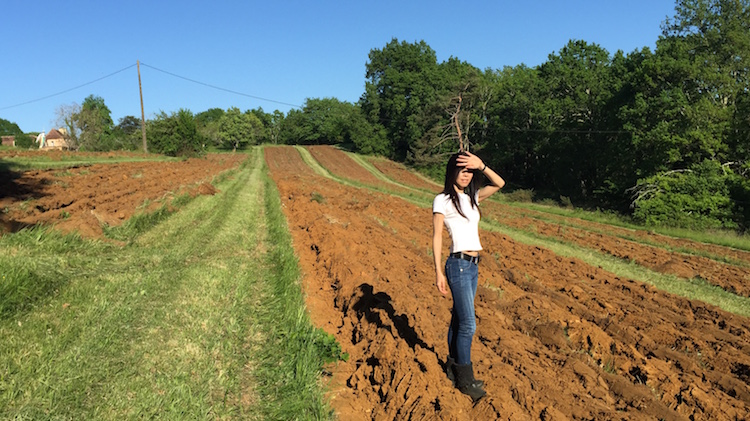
[457,152,483,170]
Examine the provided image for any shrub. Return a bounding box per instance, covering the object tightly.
[505,188,535,203]
[14,134,34,149]
[631,160,738,230]
[147,109,203,157]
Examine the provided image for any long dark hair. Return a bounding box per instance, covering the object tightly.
[442,152,480,219]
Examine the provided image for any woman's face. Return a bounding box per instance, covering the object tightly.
[454,167,473,189]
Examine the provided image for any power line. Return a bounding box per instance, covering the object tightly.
[0,61,303,113]
[0,64,137,111]
[139,62,303,109]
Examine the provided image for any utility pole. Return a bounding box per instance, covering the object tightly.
[137,60,148,153]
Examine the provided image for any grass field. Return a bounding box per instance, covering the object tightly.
[0,149,339,420]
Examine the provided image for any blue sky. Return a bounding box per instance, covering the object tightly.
[1,0,678,133]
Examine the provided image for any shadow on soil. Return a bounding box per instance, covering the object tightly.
[0,160,47,234]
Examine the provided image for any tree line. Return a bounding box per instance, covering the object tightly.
[283,0,750,231]
[2,0,748,231]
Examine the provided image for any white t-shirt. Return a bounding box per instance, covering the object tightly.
[433,192,482,253]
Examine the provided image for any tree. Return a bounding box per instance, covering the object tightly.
[14,134,34,149]
[0,118,23,136]
[535,40,618,200]
[658,0,750,166]
[276,98,386,153]
[630,160,738,229]
[268,110,285,144]
[484,64,549,188]
[111,116,143,151]
[361,39,443,161]
[408,58,486,169]
[616,0,750,224]
[54,103,81,149]
[196,108,225,148]
[74,95,114,151]
[218,107,261,151]
[116,116,141,135]
[147,109,203,156]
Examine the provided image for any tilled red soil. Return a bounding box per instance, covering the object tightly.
[306,146,415,196]
[266,145,750,420]
[480,203,750,297]
[366,156,440,191]
[486,202,750,267]
[334,145,750,298]
[0,152,245,238]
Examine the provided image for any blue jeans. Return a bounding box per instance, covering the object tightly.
[445,256,478,366]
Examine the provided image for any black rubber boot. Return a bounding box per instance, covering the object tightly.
[446,356,456,385]
[446,357,484,387]
[453,363,486,402]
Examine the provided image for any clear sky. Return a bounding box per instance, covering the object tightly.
[1,0,678,134]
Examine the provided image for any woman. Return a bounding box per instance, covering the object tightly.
[432,151,505,401]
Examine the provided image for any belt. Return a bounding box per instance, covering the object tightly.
[449,252,480,264]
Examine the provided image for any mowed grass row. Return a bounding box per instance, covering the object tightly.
[298,147,750,318]
[0,148,338,420]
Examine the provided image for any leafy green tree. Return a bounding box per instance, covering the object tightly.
[614,0,750,226]
[361,39,443,161]
[298,98,350,144]
[218,107,261,151]
[277,108,307,145]
[74,95,114,151]
[0,118,23,136]
[484,64,549,188]
[195,108,225,126]
[630,159,738,229]
[111,116,142,151]
[196,108,225,148]
[629,0,750,169]
[246,107,272,144]
[116,116,141,135]
[147,109,203,156]
[267,110,285,144]
[14,134,34,149]
[349,110,389,155]
[535,40,619,200]
[277,98,384,153]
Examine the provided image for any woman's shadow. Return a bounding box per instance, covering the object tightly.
[352,283,435,354]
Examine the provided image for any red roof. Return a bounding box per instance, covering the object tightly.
[47,129,64,139]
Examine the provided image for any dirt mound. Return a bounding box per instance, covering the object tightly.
[267,146,750,420]
[0,152,245,238]
[195,182,218,196]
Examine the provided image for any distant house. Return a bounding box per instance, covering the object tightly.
[1,135,15,147]
[42,128,71,150]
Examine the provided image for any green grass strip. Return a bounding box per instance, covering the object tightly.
[294,146,333,178]
[0,147,340,419]
[257,160,343,420]
[0,228,112,320]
